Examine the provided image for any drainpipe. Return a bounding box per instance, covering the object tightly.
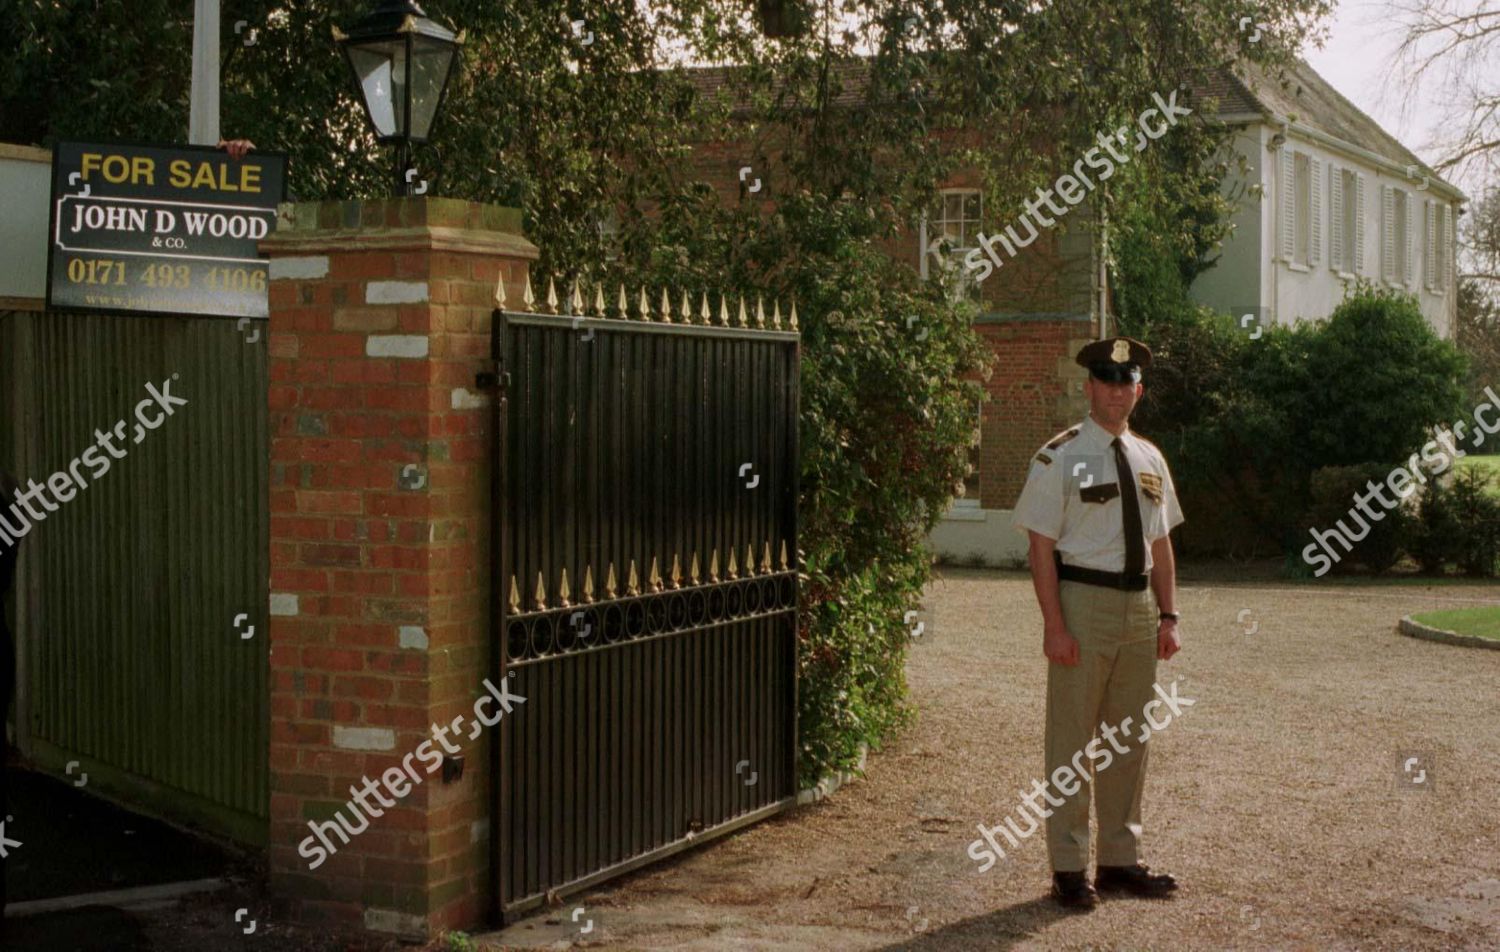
[1267,120,1289,328]
[1099,202,1110,339]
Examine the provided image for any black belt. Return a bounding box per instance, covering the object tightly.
[1054,552,1148,591]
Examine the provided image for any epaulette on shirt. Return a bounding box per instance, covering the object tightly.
[1131,431,1161,453]
[1044,426,1081,450]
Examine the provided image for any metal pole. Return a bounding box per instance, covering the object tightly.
[396,141,413,196]
[188,0,221,145]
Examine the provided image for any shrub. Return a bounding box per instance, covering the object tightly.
[1405,477,1462,575]
[1304,464,1410,574]
[1402,467,1500,577]
[1297,284,1469,468]
[1449,468,1500,577]
[1121,279,1469,561]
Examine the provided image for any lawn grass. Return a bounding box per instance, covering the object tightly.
[1410,606,1500,640]
[1453,453,1500,496]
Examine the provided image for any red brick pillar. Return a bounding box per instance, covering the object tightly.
[260,198,536,939]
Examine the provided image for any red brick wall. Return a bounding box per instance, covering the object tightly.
[262,198,537,938]
[684,131,1101,509]
[975,320,1095,508]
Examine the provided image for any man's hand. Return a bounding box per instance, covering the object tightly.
[1157,619,1181,661]
[1044,623,1080,666]
[217,138,256,161]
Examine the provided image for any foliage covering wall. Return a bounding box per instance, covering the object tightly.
[5,0,1328,782]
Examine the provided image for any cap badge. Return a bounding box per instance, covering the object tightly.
[1111,339,1131,363]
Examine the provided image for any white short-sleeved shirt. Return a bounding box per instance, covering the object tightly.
[1010,415,1184,573]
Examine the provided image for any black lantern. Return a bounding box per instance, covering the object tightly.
[335,1,464,195]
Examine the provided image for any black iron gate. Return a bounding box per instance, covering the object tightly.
[487,283,800,918]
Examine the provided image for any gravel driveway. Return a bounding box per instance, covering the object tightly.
[487,567,1500,951]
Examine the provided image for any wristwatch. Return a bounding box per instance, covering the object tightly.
[1158,611,1179,622]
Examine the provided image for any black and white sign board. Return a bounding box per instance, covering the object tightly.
[47,141,288,319]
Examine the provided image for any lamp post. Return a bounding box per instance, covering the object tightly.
[334,1,464,196]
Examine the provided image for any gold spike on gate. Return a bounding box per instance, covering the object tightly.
[660,287,673,324]
[570,279,584,316]
[582,565,595,604]
[638,287,651,321]
[699,292,711,325]
[545,277,560,314]
[605,562,619,599]
[760,541,773,575]
[533,571,548,611]
[494,271,507,308]
[680,289,692,324]
[627,559,641,596]
[746,542,757,576]
[508,575,521,614]
[617,284,629,319]
[789,300,800,331]
[689,552,701,586]
[726,547,739,580]
[709,548,721,583]
[779,540,790,572]
[593,282,606,318]
[718,292,730,327]
[522,272,536,310]
[737,295,748,328]
[558,567,572,608]
[648,556,664,593]
[670,553,683,589]
[772,300,782,330]
[755,294,767,329]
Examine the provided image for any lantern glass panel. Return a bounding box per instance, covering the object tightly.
[408,36,456,141]
[347,39,409,139]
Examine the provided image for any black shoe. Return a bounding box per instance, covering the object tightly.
[1051,870,1098,910]
[1094,862,1179,898]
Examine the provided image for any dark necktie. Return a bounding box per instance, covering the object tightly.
[1112,437,1145,576]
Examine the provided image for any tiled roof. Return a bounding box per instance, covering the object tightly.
[679,60,870,111]
[1220,57,1450,186]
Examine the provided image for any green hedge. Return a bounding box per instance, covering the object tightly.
[1121,281,1470,562]
[1407,468,1500,577]
[1301,464,1411,575]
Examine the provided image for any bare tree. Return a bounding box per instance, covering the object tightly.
[1389,0,1500,182]
[1464,184,1500,283]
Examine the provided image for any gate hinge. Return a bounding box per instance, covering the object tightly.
[476,368,509,390]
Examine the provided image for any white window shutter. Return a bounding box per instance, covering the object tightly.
[1279,149,1295,262]
[1354,173,1366,272]
[1309,157,1323,265]
[1404,191,1415,286]
[1424,200,1436,290]
[1443,204,1453,292]
[1329,165,1343,272]
[1381,185,1395,281]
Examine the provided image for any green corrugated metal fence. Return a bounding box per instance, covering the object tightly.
[1,309,268,845]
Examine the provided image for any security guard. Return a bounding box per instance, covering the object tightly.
[1011,336,1184,910]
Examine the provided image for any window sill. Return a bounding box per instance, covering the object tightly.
[944,500,987,522]
[1285,261,1311,273]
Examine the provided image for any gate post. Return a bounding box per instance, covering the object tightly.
[259,198,536,938]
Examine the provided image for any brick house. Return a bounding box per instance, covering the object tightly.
[681,63,1104,568]
[682,57,1463,568]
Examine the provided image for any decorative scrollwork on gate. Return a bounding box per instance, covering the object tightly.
[505,542,796,665]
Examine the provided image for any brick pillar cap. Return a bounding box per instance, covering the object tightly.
[261,198,537,259]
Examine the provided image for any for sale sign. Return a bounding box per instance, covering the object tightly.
[47,141,287,319]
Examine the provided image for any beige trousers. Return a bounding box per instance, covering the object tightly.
[1045,579,1158,872]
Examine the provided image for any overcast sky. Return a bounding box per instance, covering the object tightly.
[1303,0,1493,197]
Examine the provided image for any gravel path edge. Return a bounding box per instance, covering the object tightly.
[1397,614,1500,650]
